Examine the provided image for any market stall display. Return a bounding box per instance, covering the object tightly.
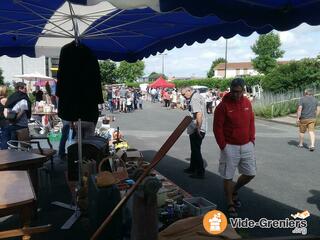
[2,1,319,238]
[31,101,60,137]
[158,215,241,240]
[91,116,192,240]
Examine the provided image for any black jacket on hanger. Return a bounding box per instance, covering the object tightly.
[56,41,104,122]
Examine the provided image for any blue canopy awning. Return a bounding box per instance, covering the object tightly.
[70,0,320,30]
[0,0,319,61]
[159,0,320,30]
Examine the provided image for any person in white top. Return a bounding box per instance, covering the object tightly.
[151,88,157,103]
[126,94,132,112]
[205,89,213,114]
[3,82,31,149]
[170,90,177,109]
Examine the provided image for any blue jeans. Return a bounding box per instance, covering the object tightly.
[0,127,5,150]
[108,100,113,113]
[1,125,27,149]
[58,120,70,157]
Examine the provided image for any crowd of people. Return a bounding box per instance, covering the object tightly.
[145,87,234,114]
[0,78,319,220]
[0,81,59,150]
[32,83,58,108]
[105,86,144,113]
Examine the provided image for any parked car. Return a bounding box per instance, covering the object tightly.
[191,85,208,98]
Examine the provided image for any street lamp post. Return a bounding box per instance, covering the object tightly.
[159,53,167,76]
[21,55,24,83]
[224,39,228,79]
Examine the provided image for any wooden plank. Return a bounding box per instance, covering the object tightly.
[0,224,51,239]
[0,171,35,209]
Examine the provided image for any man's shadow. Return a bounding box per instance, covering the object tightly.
[307,189,320,211]
[184,157,208,168]
[287,140,308,149]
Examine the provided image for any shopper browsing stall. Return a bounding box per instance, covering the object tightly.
[181,87,207,179]
[213,78,256,218]
[3,82,31,149]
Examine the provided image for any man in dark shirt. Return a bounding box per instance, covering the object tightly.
[297,89,320,151]
[32,86,43,102]
[107,88,113,113]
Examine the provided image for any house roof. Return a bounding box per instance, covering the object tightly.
[214,61,290,70]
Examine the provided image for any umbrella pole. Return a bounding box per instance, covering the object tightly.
[77,118,83,188]
[51,119,83,229]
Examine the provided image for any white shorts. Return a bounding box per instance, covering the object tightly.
[218,142,256,179]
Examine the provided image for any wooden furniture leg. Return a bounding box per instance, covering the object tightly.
[21,206,32,240]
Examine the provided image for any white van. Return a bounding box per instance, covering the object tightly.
[191,85,208,98]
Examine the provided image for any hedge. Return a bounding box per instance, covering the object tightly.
[128,75,263,90]
[171,75,263,90]
[261,58,320,93]
[125,81,140,88]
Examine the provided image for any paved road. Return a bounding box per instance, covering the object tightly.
[111,101,320,237]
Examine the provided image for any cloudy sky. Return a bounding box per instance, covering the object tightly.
[143,23,320,78]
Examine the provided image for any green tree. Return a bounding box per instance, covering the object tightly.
[251,32,285,74]
[116,60,145,83]
[207,58,226,78]
[0,67,4,85]
[99,60,117,84]
[148,72,167,82]
[262,58,320,92]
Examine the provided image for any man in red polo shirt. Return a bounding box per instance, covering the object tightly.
[213,78,256,217]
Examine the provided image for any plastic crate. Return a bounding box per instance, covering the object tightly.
[47,131,61,142]
[183,197,217,216]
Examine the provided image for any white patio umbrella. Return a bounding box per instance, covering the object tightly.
[13,72,56,93]
[13,72,56,82]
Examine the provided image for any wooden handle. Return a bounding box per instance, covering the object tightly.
[90,116,192,240]
[0,224,51,239]
[98,158,108,173]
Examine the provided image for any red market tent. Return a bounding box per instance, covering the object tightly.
[149,76,175,88]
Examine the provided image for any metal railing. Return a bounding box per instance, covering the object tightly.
[270,93,320,118]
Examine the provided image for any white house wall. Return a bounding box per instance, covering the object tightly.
[0,56,46,84]
[214,68,259,78]
[226,69,236,78]
[247,69,259,75]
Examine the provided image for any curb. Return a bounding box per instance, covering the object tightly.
[256,117,320,129]
[255,117,296,127]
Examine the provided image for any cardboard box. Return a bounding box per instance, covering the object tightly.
[183,197,217,216]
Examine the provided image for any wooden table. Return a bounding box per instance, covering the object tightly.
[0,171,35,240]
[0,150,47,195]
